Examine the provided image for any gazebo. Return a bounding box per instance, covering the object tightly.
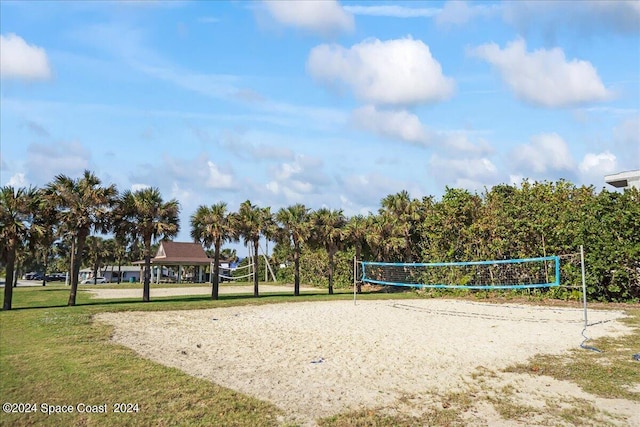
[137,241,213,284]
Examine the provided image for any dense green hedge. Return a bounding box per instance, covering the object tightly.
[274,182,639,302]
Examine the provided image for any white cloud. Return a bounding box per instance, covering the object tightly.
[471,38,611,107]
[429,154,498,190]
[131,183,151,192]
[7,173,27,187]
[613,115,640,147]
[26,141,91,184]
[436,1,499,26]
[434,132,494,156]
[262,0,354,36]
[0,33,52,80]
[503,1,640,37]
[510,133,575,174]
[351,105,430,145]
[344,5,438,18]
[205,161,234,189]
[579,151,617,176]
[266,155,329,203]
[307,37,455,106]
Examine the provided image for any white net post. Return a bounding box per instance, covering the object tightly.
[353,256,357,305]
[581,245,588,327]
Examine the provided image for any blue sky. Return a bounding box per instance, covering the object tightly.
[1,1,639,248]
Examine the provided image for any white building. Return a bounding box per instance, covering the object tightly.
[79,266,141,283]
[604,170,640,190]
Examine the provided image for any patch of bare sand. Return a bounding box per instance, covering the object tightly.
[84,284,316,299]
[95,299,637,426]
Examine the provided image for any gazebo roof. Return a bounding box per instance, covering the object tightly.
[143,241,212,265]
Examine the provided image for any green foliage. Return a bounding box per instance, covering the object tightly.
[277,246,354,289]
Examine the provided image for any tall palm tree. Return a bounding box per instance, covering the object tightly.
[345,214,369,292]
[46,170,117,306]
[379,190,422,261]
[1,186,41,310]
[116,187,180,302]
[235,200,270,297]
[276,204,311,296]
[33,188,59,286]
[190,202,236,300]
[311,208,346,295]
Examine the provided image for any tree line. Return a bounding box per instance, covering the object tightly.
[2,171,639,310]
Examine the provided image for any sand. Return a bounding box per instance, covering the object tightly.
[95,299,640,426]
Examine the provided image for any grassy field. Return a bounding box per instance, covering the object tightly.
[1,284,639,426]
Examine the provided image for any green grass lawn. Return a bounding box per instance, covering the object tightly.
[1,284,639,427]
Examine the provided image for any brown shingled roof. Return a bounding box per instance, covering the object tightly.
[151,241,212,265]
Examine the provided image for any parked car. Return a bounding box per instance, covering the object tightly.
[24,272,44,280]
[81,277,107,284]
[46,273,66,282]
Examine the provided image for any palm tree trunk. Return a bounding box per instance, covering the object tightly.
[42,252,48,286]
[13,258,20,287]
[212,240,220,300]
[293,243,300,296]
[3,246,16,310]
[253,239,260,297]
[143,236,152,302]
[69,230,88,306]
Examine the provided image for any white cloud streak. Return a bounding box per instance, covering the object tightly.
[344,5,438,18]
[262,0,354,36]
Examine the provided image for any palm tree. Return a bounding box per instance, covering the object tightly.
[311,208,346,295]
[345,214,369,292]
[46,171,117,306]
[33,189,59,286]
[190,202,236,300]
[1,186,41,310]
[116,187,180,302]
[235,200,271,297]
[276,204,311,296]
[379,190,421,261]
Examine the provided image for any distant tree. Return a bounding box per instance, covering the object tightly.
[1,186,42,310]
[116,187,180,302]
[276,204,311,296]
[220,248,238,263]
[190,202,236,300]
[310,208,346,295]
[85,236,109,284]
[46,171,117,306]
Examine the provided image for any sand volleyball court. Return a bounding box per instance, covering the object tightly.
[96,299,638,426]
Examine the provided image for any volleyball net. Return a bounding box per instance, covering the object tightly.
[360,256,560,290]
